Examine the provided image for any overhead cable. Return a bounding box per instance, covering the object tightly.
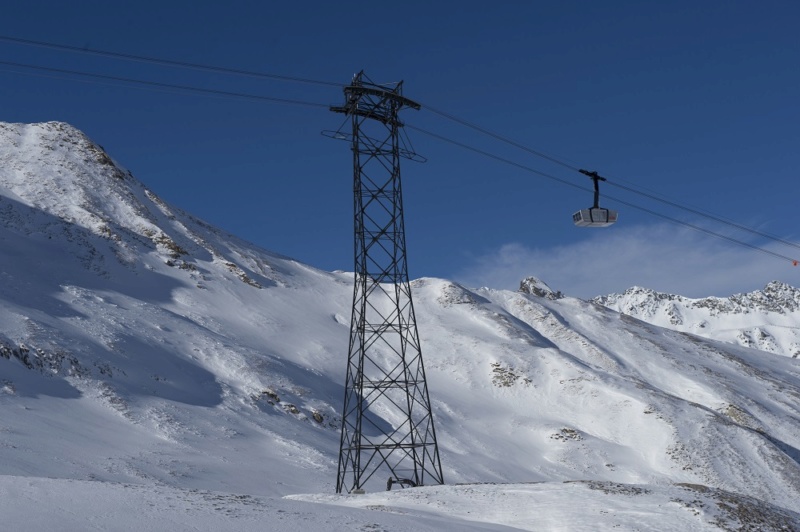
[420,102,800,253]
[422,103,582,173]
[0,60,329,108]
[2,32,790,248]
[408,124,799,265]
[0,34,341,87]
[2,36,795,262]
[604,179,800,252]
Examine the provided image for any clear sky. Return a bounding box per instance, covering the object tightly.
[2,1,799,298]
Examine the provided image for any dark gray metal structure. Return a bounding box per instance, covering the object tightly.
[327,72,444,494]
[573,169,618,227]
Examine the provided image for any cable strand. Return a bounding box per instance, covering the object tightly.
[0,34,341,87]
[0,60,329,108]
[408,123,799,265]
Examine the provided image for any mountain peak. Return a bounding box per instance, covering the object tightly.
[594,280,800,357]
[518,276,563,299]
[0,120,287,290]
[0,120,136,226]
[754,280,800,310]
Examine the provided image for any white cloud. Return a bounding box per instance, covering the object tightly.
[454,223,800,299]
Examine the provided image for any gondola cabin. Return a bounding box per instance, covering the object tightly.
[573,207,618,227]
[574,169,618,227]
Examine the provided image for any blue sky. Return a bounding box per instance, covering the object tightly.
[2,1,799,298]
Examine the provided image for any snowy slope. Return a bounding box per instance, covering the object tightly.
[1,121,800,530]
[594,282,800,358]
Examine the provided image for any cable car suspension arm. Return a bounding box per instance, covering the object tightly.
[580,169,607,209]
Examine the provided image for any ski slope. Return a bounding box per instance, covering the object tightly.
[1,121,799,530]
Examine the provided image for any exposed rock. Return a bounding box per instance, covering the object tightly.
[519,277,563,300]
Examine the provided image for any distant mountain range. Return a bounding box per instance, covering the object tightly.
[1,121,799,530]
[593,281,800,358]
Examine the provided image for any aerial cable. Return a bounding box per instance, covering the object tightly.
[603,179,800,253]
[406,124,587,192]
[5,33,794,252]
[0,60,329,108]
[2,39,795,261]
[0,34,341,87]
[422,103,582,173]
[421,102,800,254]
[408,123,800,266]
[604,192,799,265]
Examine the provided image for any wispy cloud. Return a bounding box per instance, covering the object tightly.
[453,224,800,299]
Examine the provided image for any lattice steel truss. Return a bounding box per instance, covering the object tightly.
[328,72,444,494]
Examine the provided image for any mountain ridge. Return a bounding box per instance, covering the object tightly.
[2,120,800,530]
[593,281,800,357]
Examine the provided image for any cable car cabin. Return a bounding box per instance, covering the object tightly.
[573,207,618,227]
[573,170,618,227]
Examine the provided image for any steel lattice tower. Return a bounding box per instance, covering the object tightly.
[329,72,444,494]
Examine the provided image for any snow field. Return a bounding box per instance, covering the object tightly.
[2,122,800,529]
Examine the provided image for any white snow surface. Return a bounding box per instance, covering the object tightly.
[1,121,800,530]
[594,283,800,358]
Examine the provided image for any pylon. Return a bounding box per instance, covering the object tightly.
[328,71,444,494]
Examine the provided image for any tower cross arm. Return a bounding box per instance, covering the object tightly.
[343,85,421,111]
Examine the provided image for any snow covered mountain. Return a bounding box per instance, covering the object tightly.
[593,282,800,358]
[2,121,800,530]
